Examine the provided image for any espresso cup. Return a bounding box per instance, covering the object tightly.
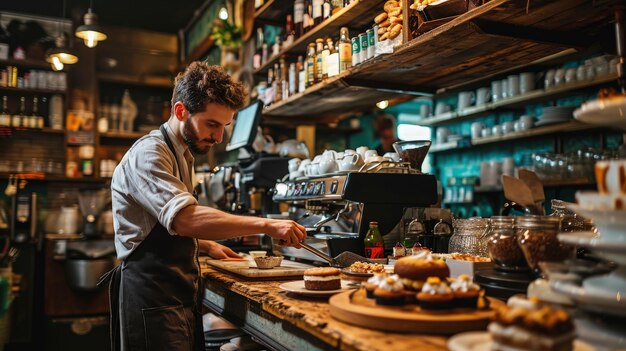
[436,127,450,143]
[458,91,475,110]
[491,80,502,102]
[507,75,520,97]
[476,87,491,105]
[435,102,452,115]
[519,72,535,94]
[471,122,485,139]
[595,160,626,194]
[502,121,515,134]
[420,104,432,119]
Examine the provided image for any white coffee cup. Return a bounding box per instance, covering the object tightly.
[318,154,338,174]
[364,150,379,163]
[595,160,626,194]
[436,127,450,143]
[471,122,485,139]
[338,154,361,171]
[298,159,311,172]
[502,121,515,134]
[356,146,369,159]
[481,128,492,138]
[383,152,400,162]
[492,124,502,137]
[519,115,535,130]
[507,75,520,97]
[519,72,535,94]
[344,149,356,156]
[435,102,451,115]
[420,104,432,119]
[545,69,556,89]
[458,91,475,110]
[491,80,502,102]
[288,158,301,172]
[476,87,490,106]
[565,68,577,84]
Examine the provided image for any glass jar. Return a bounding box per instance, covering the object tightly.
[516,215,575,273]
[550,199,585,233]
[485,216,528,271]
[449,218,490,256]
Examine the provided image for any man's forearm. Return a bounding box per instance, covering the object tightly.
[172,205,269,240]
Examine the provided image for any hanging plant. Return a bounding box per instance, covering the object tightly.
[211,19,242,49]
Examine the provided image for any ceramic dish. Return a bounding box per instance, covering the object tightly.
[558,231,626,266]
[575,191,626,211]
[551,279,626,318]
[447,331,595,351]
[574,313,626,350]
[574,94,626,130]
[564,204,626,242]
[279,280,354,297]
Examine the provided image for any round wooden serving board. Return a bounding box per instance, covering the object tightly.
[329,289,503,335]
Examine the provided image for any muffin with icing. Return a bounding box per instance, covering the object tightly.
[364,272,387,299]
[417,277,454,310]
[373,275,406,306]
[394,253,449,292]
[450,274,481,309]
[488,295,575,351]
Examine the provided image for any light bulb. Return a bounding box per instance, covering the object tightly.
[51,56,64,71]
[376,100,389,109]
[218,7,229,20]
[84,32,99,48]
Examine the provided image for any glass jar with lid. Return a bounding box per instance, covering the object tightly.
[516,215,575,273]
[449,218,490,256]
[550,199,586,233]
[485,216,527,271]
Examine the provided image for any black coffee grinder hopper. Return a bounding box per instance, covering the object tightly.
[78,188,110,239]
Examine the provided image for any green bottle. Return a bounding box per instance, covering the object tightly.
[364,221,384,259]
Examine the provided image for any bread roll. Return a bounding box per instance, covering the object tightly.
[374,12,388,24]
[379,32,389,41]
[390,16,403,24]
[379,19,390,28]
[388,7,402,17]
[388,24,402,39]
[384,0,400,12]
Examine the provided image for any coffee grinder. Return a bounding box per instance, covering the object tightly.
[77,188,110,239]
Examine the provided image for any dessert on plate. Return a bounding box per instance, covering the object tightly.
[417,277,454,310]
[364,272,387,298]
[348,261,386,274]
[394,252,450,291]
[488,295,575,351]
[373,275,406,306]
[449,274,481,309]
[303,267,341,291]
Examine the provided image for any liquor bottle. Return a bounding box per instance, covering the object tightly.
[0,96,10,127]
[364,221,384,259]
[294,0,304,38]
[253,28,264,69]
[305,43,316,88]
[302,0,311,34]
[314,38,324,83]
[323,0,332,20]
[326,38,339,77]
[297,56,305,93]
[12,96,26,128]
[285,14,295,45]
[331,0,343,14]
[288,62,297,96]
[312,0,323,26]
[31,96,43,129]
[321,40,330,79]
[280,58,289,100]
[338,27,352,72]
[272,35,281,57]
[273,62,282,103]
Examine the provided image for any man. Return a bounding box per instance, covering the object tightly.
[373,114,399,156]
[104,62,306,351]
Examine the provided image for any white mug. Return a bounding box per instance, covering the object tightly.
[339,154,361,171]
[554,68,566,86]
[288,158,301,172]
[514,120,522,132]
[492,125,502,137]
[545,69,556,89]
[501,79,509,99]
[502,121,515,134]
[436,127,450,144]
[383,152,400,162]
[519,72,535,94]
[491,80,502,102]
[318,156,338,174]
[420,104,432,119]
[481,128,492,138]
[502,157,515,177]
[476,87,490,106]
[356,146,369,159]
[458,91,475,110]
[435,102,451,115]
[471,122,485,139]
[565,68,577,83]
[507,75,520,97]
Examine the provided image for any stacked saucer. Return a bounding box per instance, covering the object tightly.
[536,106,575,126]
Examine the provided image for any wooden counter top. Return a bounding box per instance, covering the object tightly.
[201,262,448,351]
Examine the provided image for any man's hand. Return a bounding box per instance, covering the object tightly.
[264,219,306,248]
[199,240,241,259]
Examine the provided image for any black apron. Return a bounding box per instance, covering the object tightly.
[100,125,204,351]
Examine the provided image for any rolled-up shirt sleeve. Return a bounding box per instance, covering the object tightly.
[125,138,198,235]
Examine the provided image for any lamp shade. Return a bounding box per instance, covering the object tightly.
[46,34,79,65]
[75,9,107,48]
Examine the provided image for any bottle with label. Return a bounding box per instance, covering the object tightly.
[294,0,304,38]
[312,0,323,26]
[305,43,316,88]
[31,96,43,129]
[0,96,10,127]
[326,38,339,77]
[288,62,297,96]
[302,0,311,34]
[364,221,384,259]
[280,57,289,100]
[339,27,352,72]
[323,0,332,20]
[321,41,330,79]
[253,28,264,69]
[12,96,26,128]
[297,55,305,93]
[285,14,295,45]
[315,38,324,83]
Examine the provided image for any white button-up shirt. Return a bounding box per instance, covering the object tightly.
[111,123,197,260]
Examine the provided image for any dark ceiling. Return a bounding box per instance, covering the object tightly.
[1,0,207,34]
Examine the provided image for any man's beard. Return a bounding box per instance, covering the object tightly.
[182,122,215,155]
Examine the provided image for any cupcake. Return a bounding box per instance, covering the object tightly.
[417,277,454,310]
[394,253,449,292]
[373,275,405,306]
[364,273,387,298]
[450,274,481,309]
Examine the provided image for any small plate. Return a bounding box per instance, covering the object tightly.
[448,331,595,351]
[564,204,626,243]
[574,95,626,130]
[279,280,354,297]
[558,231,626,266]
[551,279,626,317]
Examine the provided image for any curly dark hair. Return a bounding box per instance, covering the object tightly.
[171,62,247,114]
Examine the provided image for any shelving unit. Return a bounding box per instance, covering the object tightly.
[0,173,106,183]
[471,121,593,145]
[0,86,67,95]
[254,0,293,23]
[0,58,51,70]
[97,73,172,89]
[474,178,594,193]
[99,131,145,140]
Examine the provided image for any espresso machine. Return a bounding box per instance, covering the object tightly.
[272,164,439,263]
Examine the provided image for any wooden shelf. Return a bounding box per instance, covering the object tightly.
[417,74,619,127]
[0,85,67,95]
[99,131,145,140]
[0,58,51,70]
[259,0,616,119]
[97,73,173,89]
[255,0,387,75]
[0,127,66,136]
[429,139,470,153]
[254,0,293,23]
[0,173,106,183]
[471,121,593,145]
[475,178,594,192]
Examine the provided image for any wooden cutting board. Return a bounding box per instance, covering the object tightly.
[204,258,315,279]
[329,289,502,334]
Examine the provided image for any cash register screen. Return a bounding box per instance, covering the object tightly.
[225,100,262,152]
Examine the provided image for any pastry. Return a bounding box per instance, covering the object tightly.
[450,274,481,309]
[303,267,341,290]
[375,12,388,24]
[379,19,391,28]
[383,0,400,12]
[348,261,385,274]
[388,7,402,17]
[364,272,387,298]
[388,24,402,39]
[417,277,453,310]
[488,295,575,351]
[373,275,405,306]
[394,253,449,291]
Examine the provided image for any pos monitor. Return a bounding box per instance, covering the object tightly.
[225,100,262,152]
